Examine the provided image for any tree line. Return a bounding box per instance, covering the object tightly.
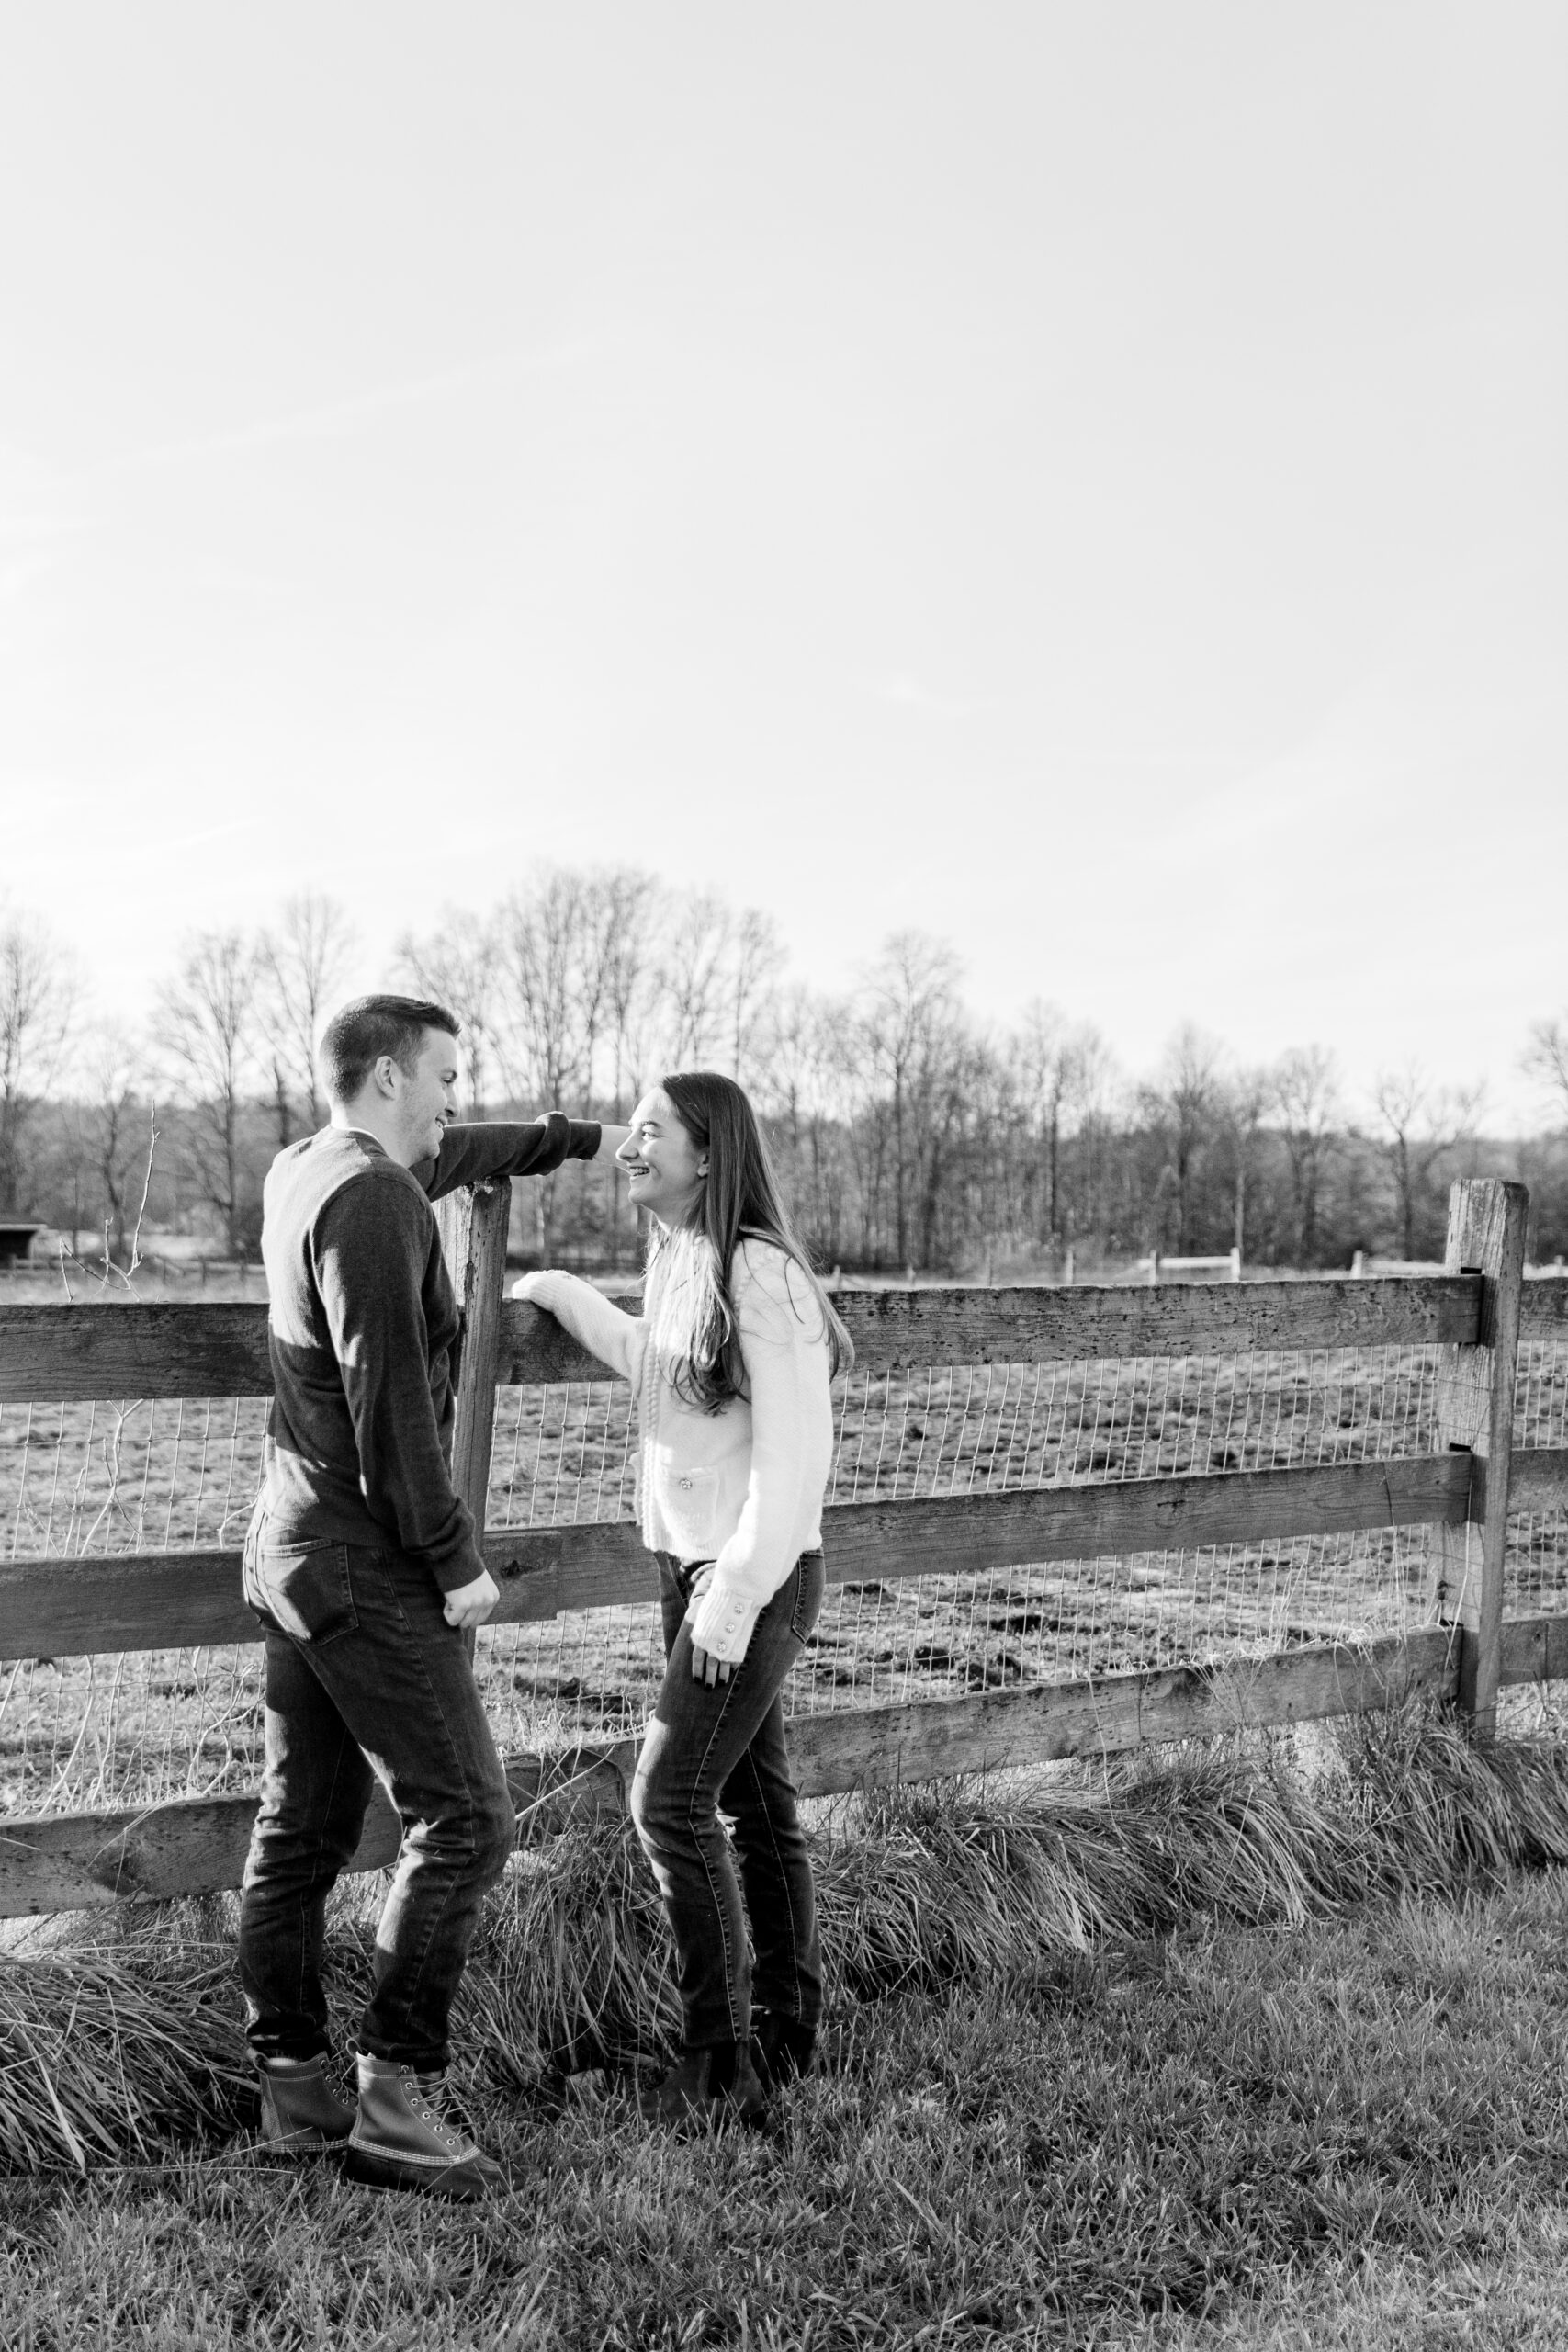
[3,877,1567,1273]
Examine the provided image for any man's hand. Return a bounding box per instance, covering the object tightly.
[443,1568,500,1631]
[596,1123,634,1160]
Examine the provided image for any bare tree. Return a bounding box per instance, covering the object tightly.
[1524,1017,1568,1128]
[257,891,357,1141]
[1012,1002,1067,1244]
[1224,1066,1270,1260]
[79,1025,150,1261]
[0,908,78,1213]
[495,869,629,1261]
[396,909,499,1115]
[156,931,260,1253]
[1145,1024,1226,1253]
[1270,1045,1341,1266]
[724,908,784,1087]
[495,870,599,1112]
[657,892,735,1069]
[1371,1064,1484,1261]
[592,869,660,1113]
[861,933,966,1269]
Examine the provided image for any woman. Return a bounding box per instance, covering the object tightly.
[514,1070,852,2127]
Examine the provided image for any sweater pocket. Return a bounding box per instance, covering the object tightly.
[652,1460,724,1559]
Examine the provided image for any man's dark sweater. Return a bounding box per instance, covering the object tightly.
[260,1115,601,1594]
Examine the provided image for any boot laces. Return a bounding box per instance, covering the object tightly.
[406,2069,473,2152]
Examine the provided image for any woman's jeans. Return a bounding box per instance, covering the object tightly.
[236,1509,515,2072]
[632,1549,825,2052]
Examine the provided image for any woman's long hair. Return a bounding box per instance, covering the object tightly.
[647,1070,853,1412]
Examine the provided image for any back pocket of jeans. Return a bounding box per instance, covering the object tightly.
[253,1541,357,1646]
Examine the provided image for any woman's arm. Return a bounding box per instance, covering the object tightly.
[512,1270,647,1386]
[688,1248,829,1668]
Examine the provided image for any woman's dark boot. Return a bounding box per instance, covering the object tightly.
[751,2012,818,2092]
[635,2041,771,2131]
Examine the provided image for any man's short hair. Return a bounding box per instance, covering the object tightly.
[320,996,460,1106]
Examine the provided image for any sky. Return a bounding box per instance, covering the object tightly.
[2,3,1564,1123]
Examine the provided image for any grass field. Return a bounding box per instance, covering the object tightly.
[8,1714,1568,2346]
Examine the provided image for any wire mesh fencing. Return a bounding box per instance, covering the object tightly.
[4,1340,1567,1815]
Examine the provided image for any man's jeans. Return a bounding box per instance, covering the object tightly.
[631,1549,825,2052]
[237,1508,514,2071]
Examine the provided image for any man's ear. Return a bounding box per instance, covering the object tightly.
[373,1054,401,1098]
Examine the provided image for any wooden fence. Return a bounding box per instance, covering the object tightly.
[2,1177,1566,1919]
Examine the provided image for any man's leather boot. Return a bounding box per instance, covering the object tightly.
[635,2040,771,2132]
[345,2054,513,2199]
[255,2053,355,2152]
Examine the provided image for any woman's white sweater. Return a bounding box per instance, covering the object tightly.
[513,1240,835,1657]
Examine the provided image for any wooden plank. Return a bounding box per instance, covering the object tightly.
[482,1454,1475,1622]
[1499,1612,1568,1686]
[822,1277,1483,1363]
[502,1275,1483,1383]
[435,1179,512,1661]
[0,1623,1475,1915]
[24,1606,1568,1913]
[0,1749,631,1916]
[435,1182,512,1521]
[0,1550,255,1658]
[1,1274,1484,1406]
[0,1302,274,1404]
[784,1626,1461,1792]
[1,1452,1480,1661]
[1507,1449,1568,1514]
[1519,1278,1568,1339]
[1432,1180,1528,1737]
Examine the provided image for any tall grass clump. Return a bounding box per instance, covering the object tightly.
[8,1699,1568,2176]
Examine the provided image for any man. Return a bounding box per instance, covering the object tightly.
[237,993,628,2199]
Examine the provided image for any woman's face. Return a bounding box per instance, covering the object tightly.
[617,1088,707,1226]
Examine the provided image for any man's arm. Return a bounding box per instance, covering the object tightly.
[315,1182,488,1595]
[419,1115,630,1199]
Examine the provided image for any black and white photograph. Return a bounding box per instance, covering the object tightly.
[2,5,1566,2344]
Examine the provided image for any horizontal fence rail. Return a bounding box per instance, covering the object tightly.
[14,1272,1563,1405]
[16,1451,1568,1663]
[5,1446,1565,1665]
[8,1615,1568,1917]
[1,1179,1565,1917]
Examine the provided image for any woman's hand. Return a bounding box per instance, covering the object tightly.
[688,1574,761,1686]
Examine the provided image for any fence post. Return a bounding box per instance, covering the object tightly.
[1433,1178,1528,1741]
[435,1181,513,1651]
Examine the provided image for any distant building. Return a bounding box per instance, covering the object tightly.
[0,1220,45,1267]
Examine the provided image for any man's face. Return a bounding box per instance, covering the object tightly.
[394,1027,461,1163]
